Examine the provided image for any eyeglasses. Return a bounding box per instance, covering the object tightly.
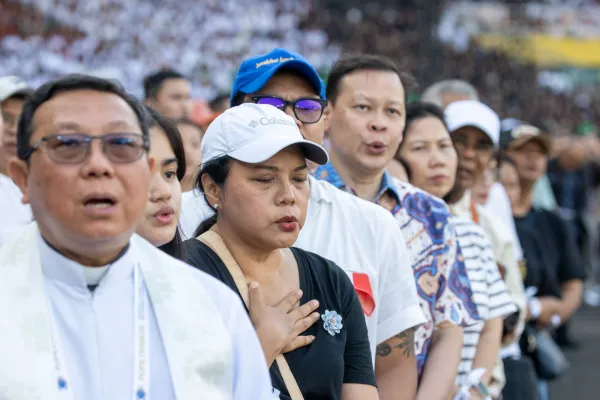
[249,95,328,124]
[24,133,149,164]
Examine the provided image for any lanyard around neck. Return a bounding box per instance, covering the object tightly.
[48,263,150,400]
[470,200,480,225]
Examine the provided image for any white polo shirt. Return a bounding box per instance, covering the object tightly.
[0,173,32,247]
[295,177,425,362]
[180,176,425,364]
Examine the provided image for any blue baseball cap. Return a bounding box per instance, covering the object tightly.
[230,48,326,106]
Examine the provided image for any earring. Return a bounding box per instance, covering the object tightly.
[214,204,220,210]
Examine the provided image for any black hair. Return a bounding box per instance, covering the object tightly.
[396,101,448,156]
[405,101,447,132]
[4,90,32,102]
[326,54,415,104]
[17,74,149,161]
[192,156,233,238]
[146,108,187,181]
[143,69,187,100]
[394,156,412,182]
[146,107,187,260]
[230,92,245,108]
[209,93,230,112]
[498,153,517,170]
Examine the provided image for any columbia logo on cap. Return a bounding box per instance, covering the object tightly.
[259,116,295,127]
[248,120,258,128]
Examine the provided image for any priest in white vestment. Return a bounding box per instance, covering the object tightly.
[0,74,275,400]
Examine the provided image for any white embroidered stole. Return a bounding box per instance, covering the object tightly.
[133,235,233,399]
[0,225,233,400]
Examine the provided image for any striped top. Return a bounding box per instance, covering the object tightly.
[452,217,517,386]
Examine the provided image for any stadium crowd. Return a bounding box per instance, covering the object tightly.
[0,1,599,399]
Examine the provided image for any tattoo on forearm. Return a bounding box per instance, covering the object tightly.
[376,343,392,357]
[376,328,415,358]
[394,328,415,358]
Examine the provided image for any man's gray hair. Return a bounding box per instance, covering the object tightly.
[421,80,479,108]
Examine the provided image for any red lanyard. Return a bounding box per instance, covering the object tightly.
[470,200,480,225]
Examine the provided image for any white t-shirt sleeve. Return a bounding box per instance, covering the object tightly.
[179,190,215,239]
[376,210,426,344]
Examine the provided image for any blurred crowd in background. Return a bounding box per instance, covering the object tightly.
[1,0,600,398]
[2,0,600,136]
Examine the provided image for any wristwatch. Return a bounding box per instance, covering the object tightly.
[472,381,491,399]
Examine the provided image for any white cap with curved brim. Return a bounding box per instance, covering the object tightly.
[0,76,31,102]
[445,100,500,148]
[200,103,329,167]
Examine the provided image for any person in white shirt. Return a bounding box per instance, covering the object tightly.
[1,74,274,400]
[180,48,425,400]
[0,75,34,246]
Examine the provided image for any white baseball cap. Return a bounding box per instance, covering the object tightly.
[0,76,32,102]
[201,103,328,168]
[445,100,500,147]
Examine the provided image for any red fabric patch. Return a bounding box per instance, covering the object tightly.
[352,272,375,316]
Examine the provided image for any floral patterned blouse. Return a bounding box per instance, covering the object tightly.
[315,164,480,376]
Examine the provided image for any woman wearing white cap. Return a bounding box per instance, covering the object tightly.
[184,103,378,400]
[396,102,517,399]
[442,100,528,398]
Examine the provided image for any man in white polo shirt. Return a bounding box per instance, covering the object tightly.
[180,48,425,399]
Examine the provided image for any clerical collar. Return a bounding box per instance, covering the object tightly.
[38,234,134,292]
[82,265,110,287]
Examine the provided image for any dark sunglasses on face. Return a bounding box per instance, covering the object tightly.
[249,95,328,124]
[23,133,149,164]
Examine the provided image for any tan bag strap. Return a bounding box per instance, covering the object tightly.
[198,231,305,400]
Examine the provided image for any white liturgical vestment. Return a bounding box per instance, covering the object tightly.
[0,224,274,400]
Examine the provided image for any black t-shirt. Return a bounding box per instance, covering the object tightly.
[184,239,376,400]
[514,208,586,298]
[517,224,561,297]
